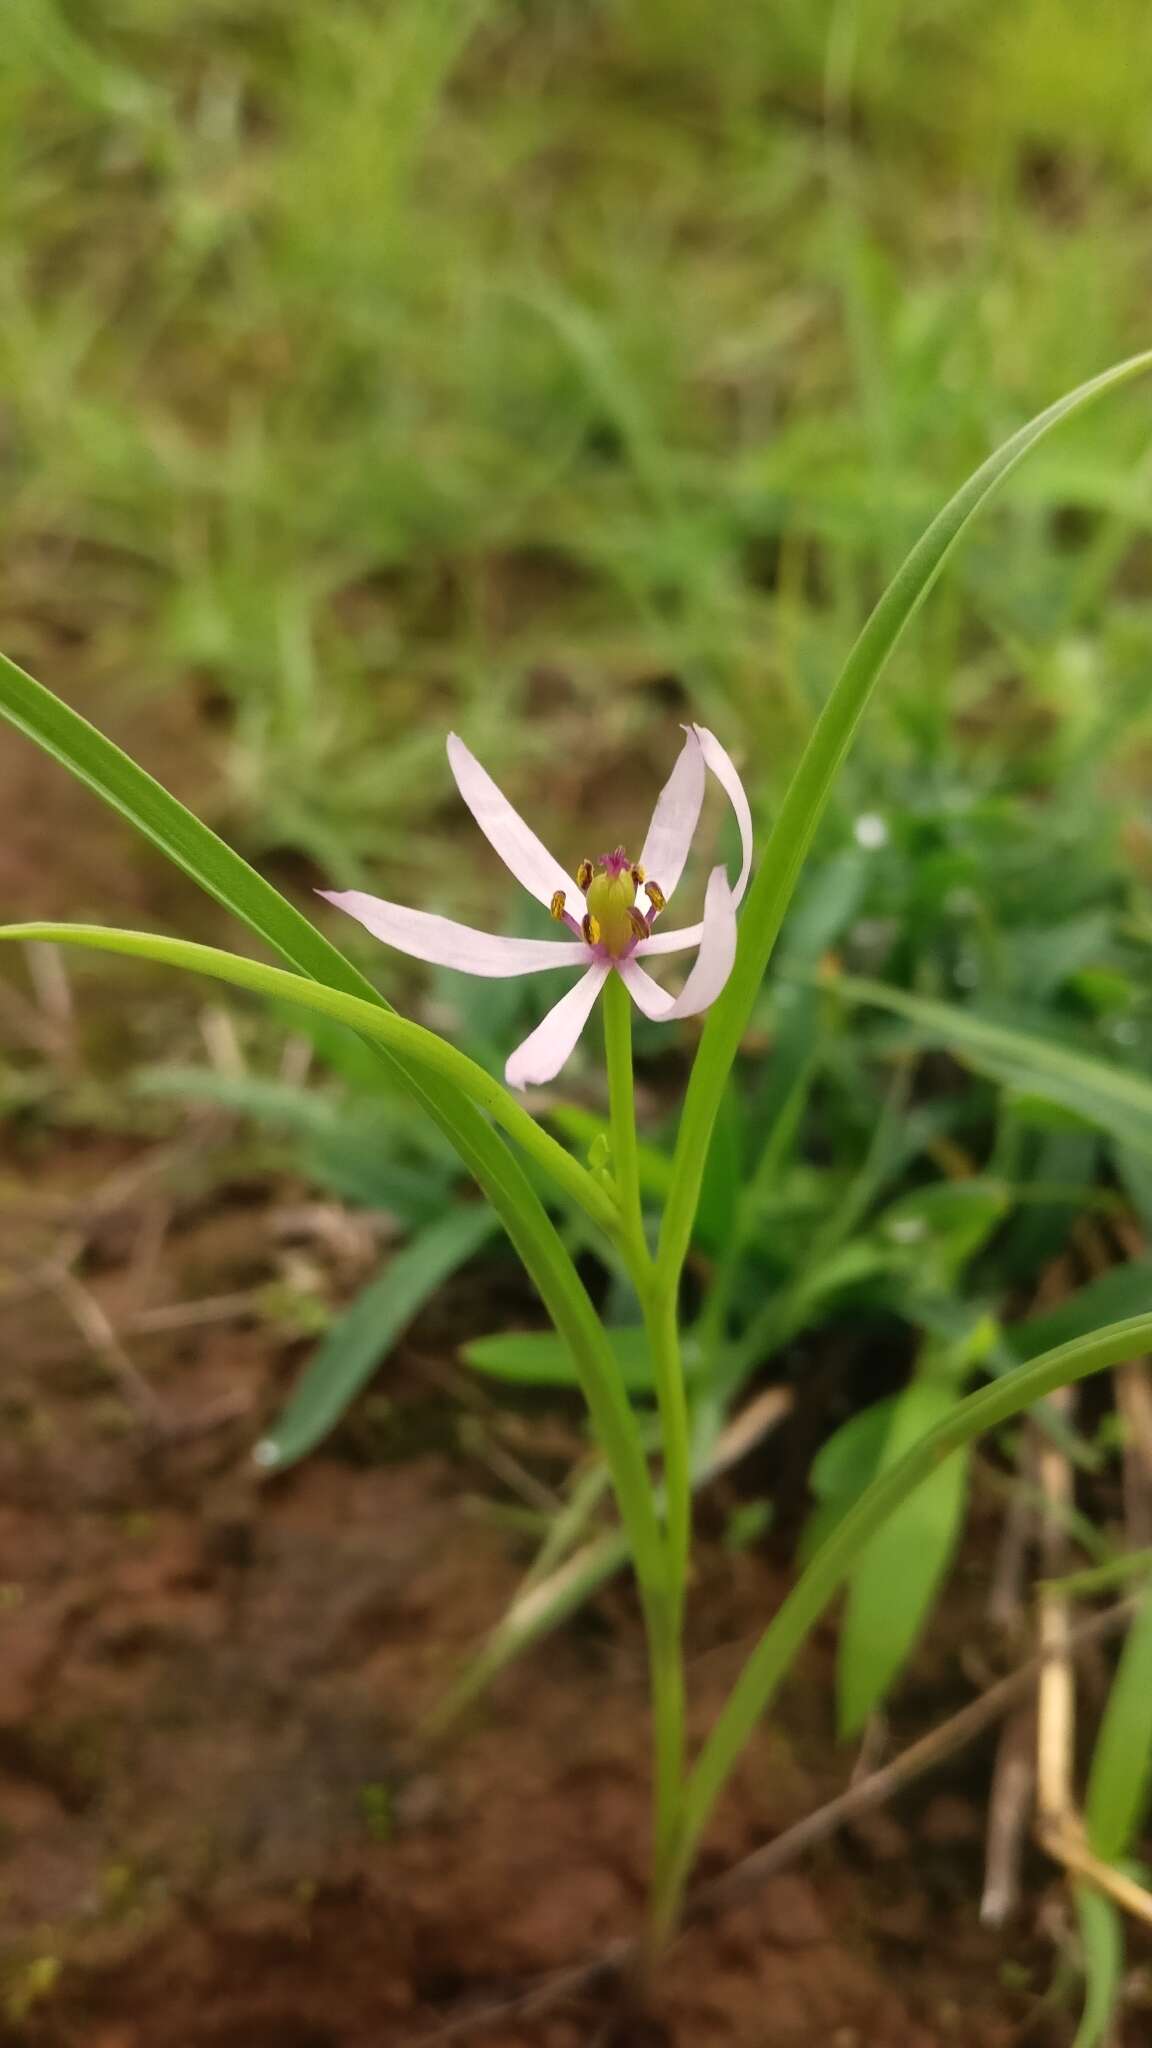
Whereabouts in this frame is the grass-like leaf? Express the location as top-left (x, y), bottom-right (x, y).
top-left (1011, 1260), bottom-right (1152, 1362)
top-left (833, 975), bottom-right (1152, 1158)
top-left (837, 1376), bottom-right (969, 1735)
top-left (463, 1325), bottom-right (652, 1392)
top-left (1084, 1591), bottom-right (1152, 1864)
top-left (0, 653), bottom-right (389, 998)
top-left (1072, 1887), bottom-right (1124, 2048)
top-left (0, 919), bottom-right (618, 1236)
top-left (660, 351), bottom-right (1152, 1286)
top-left (259, 1205), bottom-right (499, 1470)
top-left (653, 1308), bottom-right (1152, 1936)
top-left (0, 655), bottom-right (626, 1241)
top-left (0, 919), bottom-right (668, 1606)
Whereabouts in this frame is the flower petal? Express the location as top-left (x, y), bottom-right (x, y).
top-left (661, 866), bottom-right (738, 1016)
top-left (505, 963), bottom-right (610, 1089)
top-left (616, 957), bottom-right (674, 1018)
top-left (447, 734), bottom-right (584, 914)
top-left (693, 725), bottom-right (753, 904)
top-left (621, 867), bottom-right (737, 1021)
top-left (320, 890), bottom-right (589, 977)
top-left (638, 728), bottom-right (705, 901)
top-left (634, 920), bottom-right (703, 957)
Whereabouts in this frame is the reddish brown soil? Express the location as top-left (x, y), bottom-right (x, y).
top-left (0, 1123), bottom-right (1109, 2048)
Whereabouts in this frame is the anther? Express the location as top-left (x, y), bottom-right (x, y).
top-left (550, 890), bottom-right (567, 922)
top-left (576, 858), bottom-right (593, 892)
top-left (627, 906), bottom-right (650, 943)
top-left (582, 912), bottom-right (601, 947)
top-left (630, 863), bottom-right (645, 886)
top-left (646, 880), bottom-right (666, 915)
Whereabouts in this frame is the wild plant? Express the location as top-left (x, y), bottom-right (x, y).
top-left (2, 354), bottom-right (1151, 1984)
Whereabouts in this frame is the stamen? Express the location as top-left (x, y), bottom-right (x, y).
top-left (630, 864), bottom-right (645, 885)
top-left (582, 912), bottom-right (601, 947)
top-left (550, 890), bottom-right (567, 922)
top-left (646, 880), bottom-right (667, 915)
top-left (576, 858), bottom-right (593, 892)
top-left (627, 906), bottom-right (650, 943)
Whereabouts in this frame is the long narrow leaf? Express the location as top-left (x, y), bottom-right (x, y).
top-left (0, 921), bottom-right (618, 1236)
top-left (463, 1325), bottom-right (652, 1392)
top-left (0, 666), bottom-right (668, 1615)
top-left (0, 654), bottom-right (622, 1234)
top-left (1084, 1591), bottom-right (1152, 1864)
top-left (1072, 1887), bottom-right (1124, 2048)
top-left (655, 1310), bottom-right (1152, 1932)
top-left (833, 976), bottom-right (1152, 1158)
top-left (260, 1206), bottom-right (498, 1470)
top-left (1011, 1261), bottom-right (1152, 1363)
top-left (837, 1377), bottom-right (969, 1735)
top-left (660, 352), bottom-right (1152, 1286)
top-left (0, 653), bottom-right (391, 999)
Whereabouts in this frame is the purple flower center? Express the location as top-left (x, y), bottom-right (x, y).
top-left (597, 846), bottom-right (633, 878)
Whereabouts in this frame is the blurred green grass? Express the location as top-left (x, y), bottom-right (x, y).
top-left (2, 0), bottom-right (1152, 899)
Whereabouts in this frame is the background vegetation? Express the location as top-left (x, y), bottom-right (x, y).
top-left (4, 2), bottom-right (1152, 2034)
top-left (4, 0), bottom-right (1151, 889)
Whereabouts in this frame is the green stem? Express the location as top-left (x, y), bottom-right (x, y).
top-left (645, 1595), bottom-right (686, 1919)
top-left (638, 1264), bottom-right (692, 1899)
top-left (602, 970), bottom-right (646, 1266)
top-left (642, 1282), bottom-right (692, 1595)
top-left (647, 1310), bottom-right (1152, 1944)
top-left (602, 978), bottom-right (691, 1585)
top-left (602, 971), bottom-right (689, 1889)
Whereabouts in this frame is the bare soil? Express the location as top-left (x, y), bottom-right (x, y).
top-left (0, 1116), bottom-right (1108, 2048)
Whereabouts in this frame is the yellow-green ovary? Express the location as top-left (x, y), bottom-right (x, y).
top-left (585, 867), bottom-right (637, 957)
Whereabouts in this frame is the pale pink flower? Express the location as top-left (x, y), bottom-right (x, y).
top-left (320, 725), bottom-right (752, 1089)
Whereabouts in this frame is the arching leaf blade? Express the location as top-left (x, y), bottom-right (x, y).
top-left (259, 1206), bottom-right (499, 1471)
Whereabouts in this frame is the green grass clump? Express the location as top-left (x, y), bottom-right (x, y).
top-left (2, 0), bottom-right (1151, 890)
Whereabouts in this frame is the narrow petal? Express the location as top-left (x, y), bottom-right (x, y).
top-left (638, 728), bottom-right (705, 902)
top-left (660, 866), bottom-right (738, 1016)
top-left (617, 957), bottom-right (674, 1018)
top-left (693, 725), bottom-right (753, 904)
top-left (634, 920), bottom-right (703, 957)
top-left (621, 867), bottom-right (737, 1021)
top-left (447, 734), bottom-right (584, 914)
top-left (320, 890), bottom-right (589, 977)
top-left (505, 963), bottom-right (610, 1089)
